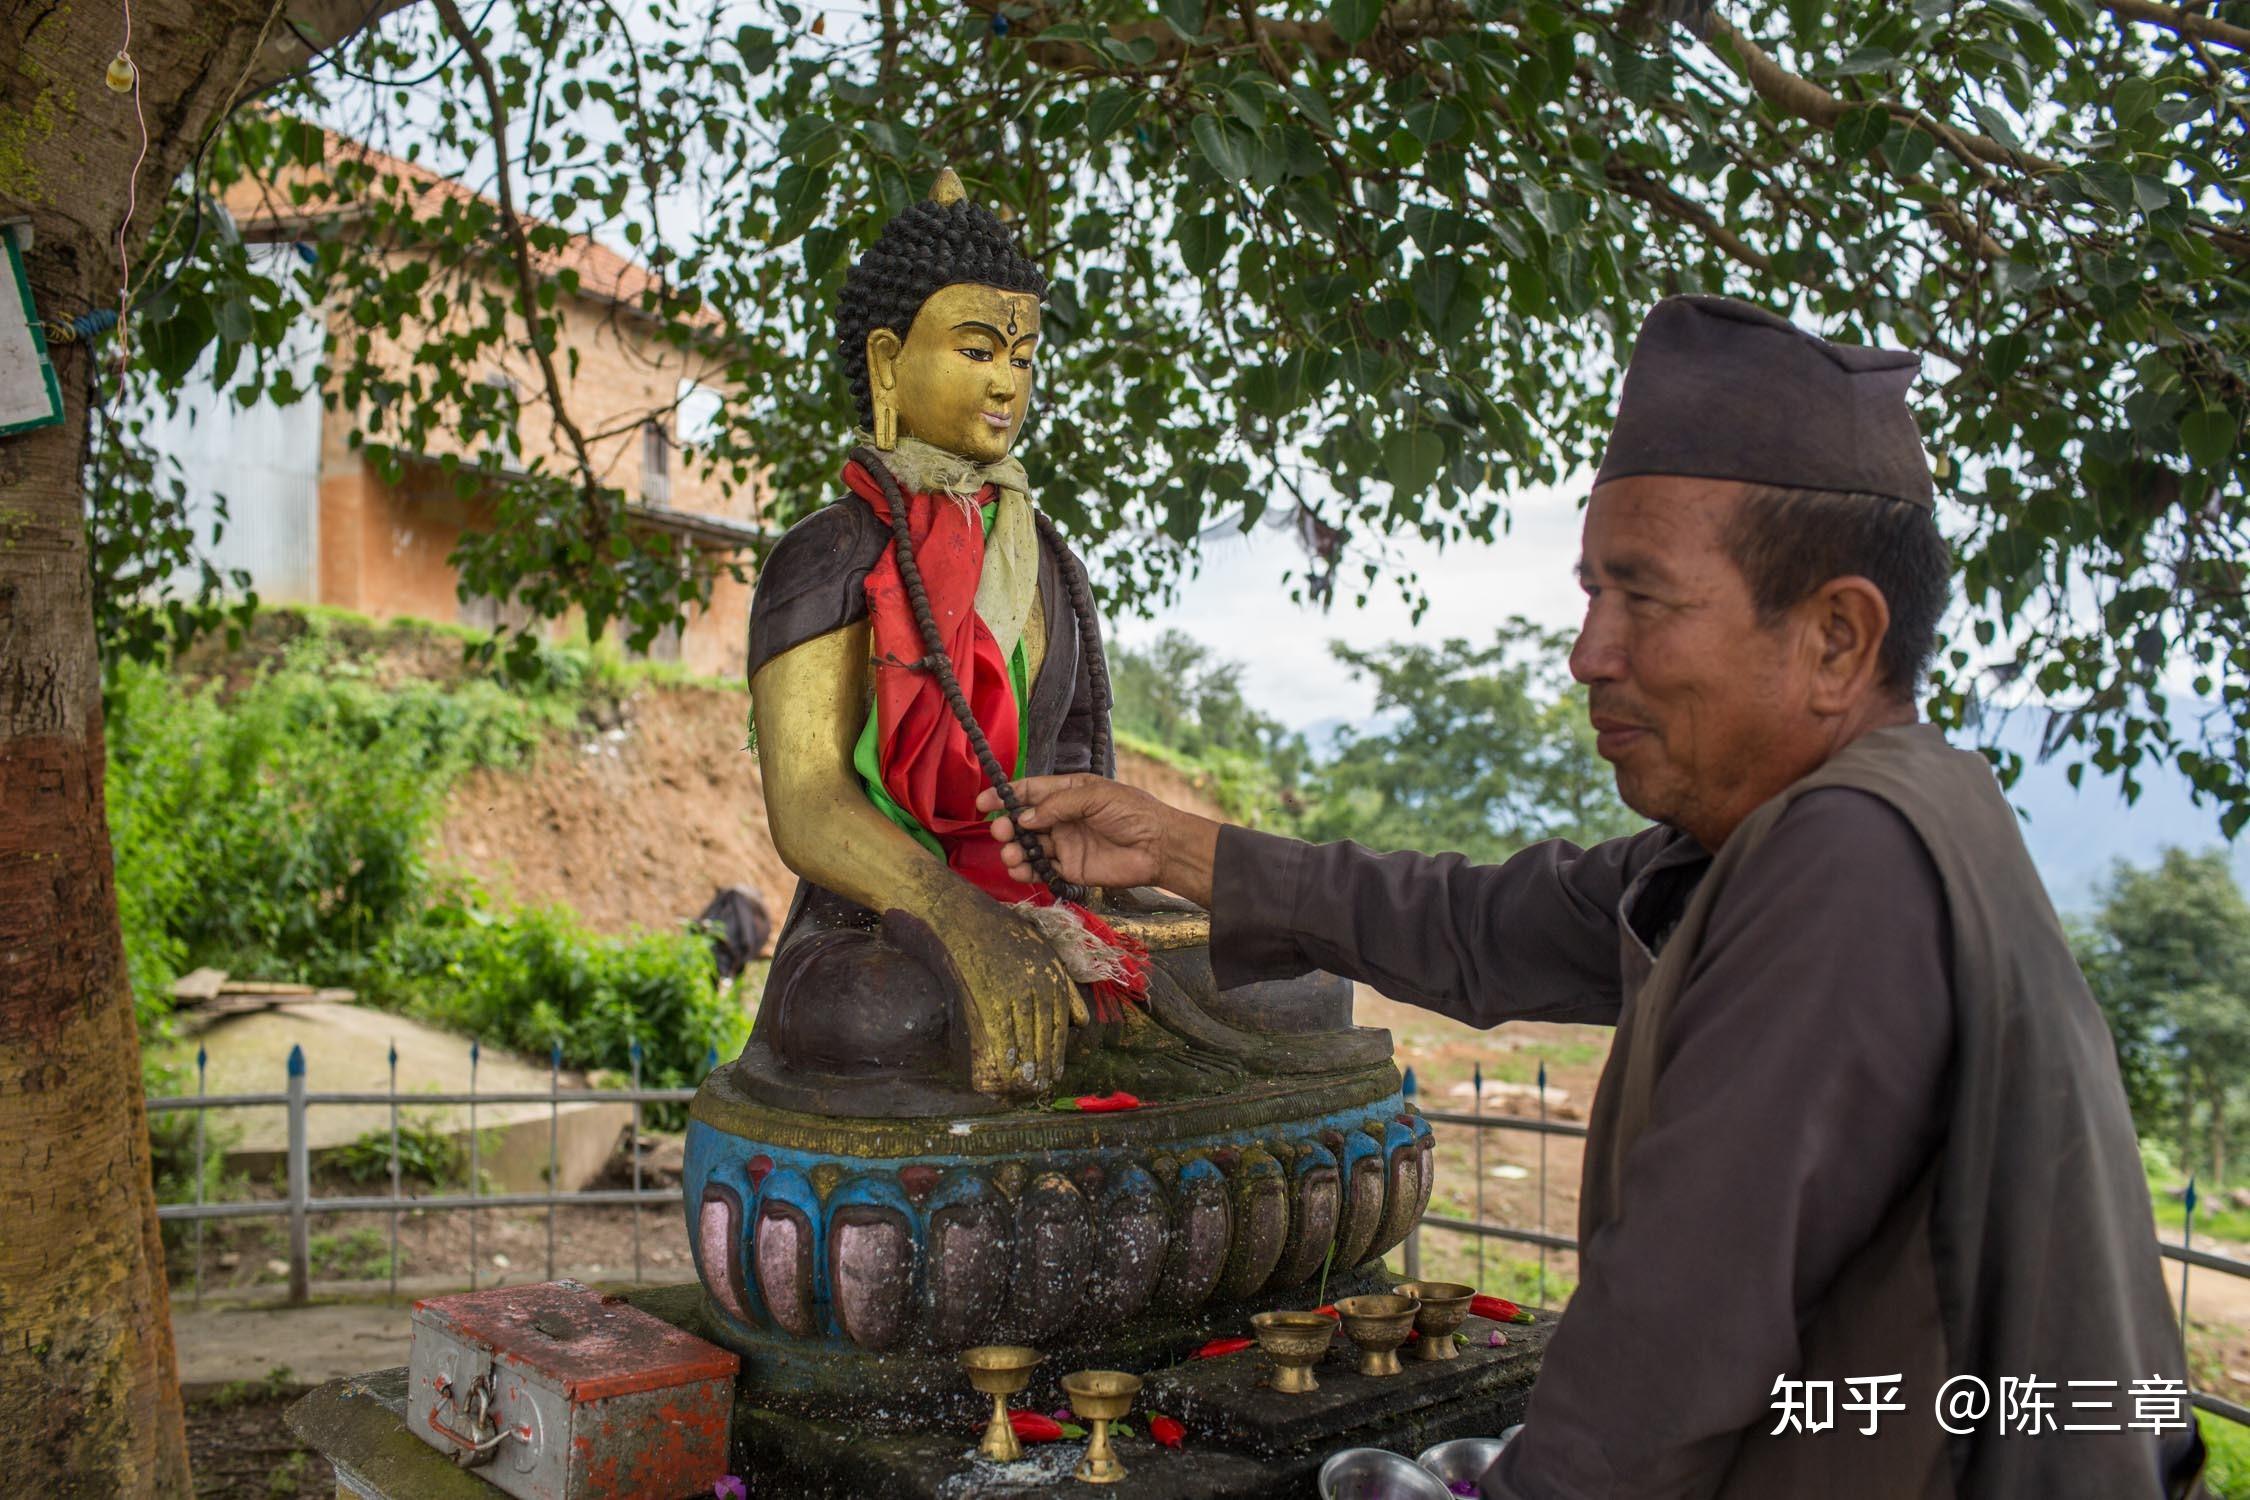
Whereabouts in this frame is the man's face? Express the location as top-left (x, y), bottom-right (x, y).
top-left (1569, 475), bottom-right (1823, 847)
top-left (877, 283), bottom-right (1042, 464)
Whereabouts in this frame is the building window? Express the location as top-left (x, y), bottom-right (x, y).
top-left (641, 419), bottom-right (672, 504)
top-left (480, 371), bottom-right (521, 463)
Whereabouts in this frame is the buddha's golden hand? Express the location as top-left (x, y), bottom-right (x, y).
top-left (879, 896), bottom-right (1083, 1099)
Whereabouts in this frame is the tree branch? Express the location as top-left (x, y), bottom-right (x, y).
top-left (251, 0), bottom-right (425, 91)
top-left (428, 0), bottom-right (603, 505)
top-left (2100, 0), bottom-right (2250, 53)
top-left (958, 0), bottom-right (1466, 69)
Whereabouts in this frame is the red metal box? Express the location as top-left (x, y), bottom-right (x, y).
top-left (406, 1279), bottom-right (737, 1499)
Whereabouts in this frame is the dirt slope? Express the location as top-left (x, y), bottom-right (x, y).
top-left (434, 682), bottom-right (1229, 938)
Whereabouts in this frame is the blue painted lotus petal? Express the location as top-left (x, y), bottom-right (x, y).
top-left (754, 1167), bottom-right (823, 1339)
top-left (827, 1173), bottom-right (918, 1352)
top-left (1365, 1118), bottom-right (1423, 1263)
top-left (923, 1169), bottom-right (1012, 1350)
top-left (1333, 1126), bottom-right (1388, 1270)
top-left (1156, 1157), bottom-right (1230, 1311)
top-left (1267, 1140), bottom-right (1341, 1291)
top-left (1408, 1112), bottom-right (1436, 1229)
top-left (1009, 1171), bottom-right (1093, 1341)
top-left (1086, 1161), bottom-right (1167, 1325)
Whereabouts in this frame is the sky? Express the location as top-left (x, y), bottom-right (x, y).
top-left (1111, 478), bottom-right (1596, 728)
top-left (1110, 485), bottom-right (2250, 914)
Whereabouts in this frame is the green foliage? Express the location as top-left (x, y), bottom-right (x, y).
top-left (143, 1056), bottom-right (245, 1257)
top-left (1111, 629), bottom-right (1310, 782)
top-left (1298, 619), bottom-right (1639, 860)
top-left (1110, 630), bottom-right (1310, 824)
top-left (2077, 848), bottom-right (2250, 1185)
top-left (2201, 1411), bottom-right (2250, 1499)
top-left (104, 0), bottom-right (2250, 827)
top-left (306, 1228), bottom-right (393, 1283)
top-left (204, 1366), bottom-right (300, 1410)
top-left (104, 631), bottom-right (568, 1001)
top-left (378, 898), bottom-right (746, 1125)
top-left (327, 1113), bottom-right (467, 1187)
top-left (105, 615), bottom-right (740, 1100)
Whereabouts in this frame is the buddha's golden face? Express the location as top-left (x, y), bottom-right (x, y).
top-left (867, 283), bottom-right (1042, 464)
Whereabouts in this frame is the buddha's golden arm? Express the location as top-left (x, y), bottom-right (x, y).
top-left (751, 622), bottom-right (1077, 1097)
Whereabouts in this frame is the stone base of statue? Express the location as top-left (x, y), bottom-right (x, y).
top-left (287, 1283), bottom-right (1553, 1499)
top-left (685, 909), bottom-right (1435, 1368)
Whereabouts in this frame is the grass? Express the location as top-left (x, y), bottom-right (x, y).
top-left (2204, 1411), bottom-right (2250, 1498)
top-left (307, 1227), bottom-right (392, 1282)
top-left (2156, 1194), bottom-right (2250, 1247)
top-left (205, 1366), bottom-right (299, 1409)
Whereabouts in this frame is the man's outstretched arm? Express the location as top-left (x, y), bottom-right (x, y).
top-left (980, 776), bottom-right (1682, 1029)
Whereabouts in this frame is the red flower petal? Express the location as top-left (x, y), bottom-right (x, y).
top-left (1470, 1294), bottom-right (1521, 1323)
top-left (1150, 1415), bottom-right (1186, 1449)
top-left (1312, 1305), bottom-right (1340, 1319)
top-left (1007, 1409), bottom-right (1065, 1442)
top-left (1192, 1335), bottom-right (1255, 1359)
top-left (1074, 1091), bottom-right (1142, 1112)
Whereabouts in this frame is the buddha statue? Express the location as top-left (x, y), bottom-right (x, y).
top-left (684, 171), bottom-right (1430, 1365)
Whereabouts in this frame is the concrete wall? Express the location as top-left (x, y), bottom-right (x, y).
top-left (147, 246), bottom-right (326, 604)
top-left (154, 240), bottom-right (760, 678)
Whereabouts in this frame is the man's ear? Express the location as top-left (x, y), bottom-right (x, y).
top-left (1806, 576), bottom-right (1892, 714)
top-left (867, 328), bottom-right (903, 394)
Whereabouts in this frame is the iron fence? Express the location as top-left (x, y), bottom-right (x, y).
top-left (148, 1037), bottom-right (702, 1305)
top-left (1395, 1068), bottom-right (2250, 1430)
top-left (150, 1042), bottom-right (2250, 1430)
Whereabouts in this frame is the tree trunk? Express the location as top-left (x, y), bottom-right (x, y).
top-left (0, 2), bottom-right (404, 1489)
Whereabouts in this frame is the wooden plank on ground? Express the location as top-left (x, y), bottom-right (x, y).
top-left (170, 967), bottom-right (230, 1004)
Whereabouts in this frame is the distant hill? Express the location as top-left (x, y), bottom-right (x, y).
top-left (1980, 708), bottom-right (2248, 915)
top-left (1294, 702), bottom-right (2244, 915)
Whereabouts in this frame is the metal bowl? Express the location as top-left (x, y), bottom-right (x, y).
top-left (1318, 1447), bottom-right (1454, 1500)
top-left (1416, 1437), bottom-right (1506, 1492)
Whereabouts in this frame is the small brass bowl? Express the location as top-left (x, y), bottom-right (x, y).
top-left (961, 1345), bottom-right (1042, 1462)
top-left (1061, 1369), bottom-right (1143, 1485)
top-left (1398, 1280), bottom-right (1475, 1362)
top-left (1251, 1309), bottom-right (1338, 1395)
top-left (1335, 1293), bottom-right (1420, 1378)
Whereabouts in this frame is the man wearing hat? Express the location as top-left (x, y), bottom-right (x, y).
top-left (981, 296), bottom-right (2204, 1498)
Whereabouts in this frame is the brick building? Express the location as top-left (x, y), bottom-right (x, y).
top-left (157, 129), bottom-right (762, 678)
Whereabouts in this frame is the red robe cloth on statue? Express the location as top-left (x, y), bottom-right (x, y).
top-left (845, 458), bottom-right (1148, 1020)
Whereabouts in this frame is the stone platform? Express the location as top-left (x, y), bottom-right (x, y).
top-left (288, 1281), bottom-right (1552, 1498)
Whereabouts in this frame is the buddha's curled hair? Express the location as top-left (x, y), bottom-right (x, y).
top-left (835, 199), bottom-right (1049, 428)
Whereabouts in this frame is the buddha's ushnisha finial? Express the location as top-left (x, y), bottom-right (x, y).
top-left (930, 168), bottom-right (967, 206)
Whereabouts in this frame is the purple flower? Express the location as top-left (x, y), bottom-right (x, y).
top-left (1487, 1331), bottom-right (1508, 1347)
top-left (1449, 1482), bottom-right (1482, 1497)
top-left (1050, 1407), bottom-right (1073, 1422)
top-left (714, 1477), bottom-right (747, 1500)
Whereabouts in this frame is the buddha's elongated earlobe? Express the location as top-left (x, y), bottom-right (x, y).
top-left (867, 327), bottom-right (904, 450)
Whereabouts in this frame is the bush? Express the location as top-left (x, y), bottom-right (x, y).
top-left (106, 618), bottom-right (738, 1105)
top-left (105, 632), bottom-right (570, 1010)
top-left (328, 1113), bottom-right (467, 1187)
top-left (377, 897), bottom-right (746, 1124)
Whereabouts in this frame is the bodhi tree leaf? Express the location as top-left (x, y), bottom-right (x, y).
top-left (89, 0), bottom-right (2250, 832)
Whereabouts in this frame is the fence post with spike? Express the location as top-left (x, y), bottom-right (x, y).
top-left (287, 1045), bottom-right (309, 1306)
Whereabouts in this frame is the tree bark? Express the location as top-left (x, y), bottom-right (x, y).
top-left (0, 1), bottom-right (403, 1489)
